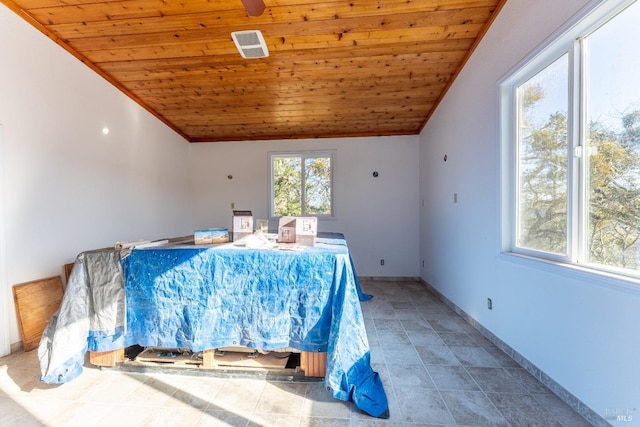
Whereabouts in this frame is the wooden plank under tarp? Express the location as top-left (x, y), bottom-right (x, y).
top-left (200, 348), bottom-right (290, 370)
top-left (12, 276), bottom-right (63, 351)
top-left (89, 348), bottom-right (125, 367)
top-left (300, 351), bottom-right (327, 378)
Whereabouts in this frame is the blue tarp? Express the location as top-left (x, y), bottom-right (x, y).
top-left (123, 234), bottom-right (388, 417)
top-left (39, 234), bottom-right (388, 418)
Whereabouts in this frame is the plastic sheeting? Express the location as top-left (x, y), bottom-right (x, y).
top-left (39, 249), bottom-right (126, 383)
top-left (38, 233), bottom-right (388, 418)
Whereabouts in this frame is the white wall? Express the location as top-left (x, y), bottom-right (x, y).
top-left (420, 0), bottom-right (640, 423)
top-left (189, 136), bottom-right (420, 278)
top-left (0, 4), bottom-right (193, 347)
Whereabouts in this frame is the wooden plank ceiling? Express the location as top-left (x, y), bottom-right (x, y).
top-left (2, 0), bottom-right (506, 142)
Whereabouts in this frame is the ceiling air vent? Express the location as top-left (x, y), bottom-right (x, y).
top-left (231, 30), bottom-right (269, 59)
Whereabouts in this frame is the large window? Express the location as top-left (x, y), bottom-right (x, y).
top-left (269, 151), bottom-right (334, 218)
top-left (502, 0), bottom-right (640, 279)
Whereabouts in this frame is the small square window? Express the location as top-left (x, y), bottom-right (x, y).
top-left (269, 151), bottom-right (335, 218)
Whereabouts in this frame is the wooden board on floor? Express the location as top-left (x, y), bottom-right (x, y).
top-left (136, 348), bottom-right (201, 366)
top-left (12, 276), bottom-right (64, 351)
top-left (201, 349), bottom-right (290, 370)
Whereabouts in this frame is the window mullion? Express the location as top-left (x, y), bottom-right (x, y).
top-left (300, 155), bottom-right (307, 216)
top-left (570, 37), bottom-right (587, 265)
top-left (578, 36), bottom-right (590, 266)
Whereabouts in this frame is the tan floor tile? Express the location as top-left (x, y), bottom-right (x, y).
top-left (300, 417), bottom-right (354, 427)
top-left (75, 371), bottom-right (146, 403)
top-left (0, 396), bottom-right (44, 426)
top-left (44, 401), bottom-right (117, 427)
top-left (91, 404), bottom-right (161, 426)
top-left (246, 412), bottom-right (301, 427)
top-left (11, 396), bottom-right (75, 425)
top-left (135, 405), bottom-right (211, 427)
top-left (211, 378), bottom-right (265, 413)
top-left (122, 375), bottom-right (179, 406)
top-left (165, 375), bottom-right (226, 409)
top-left (195, 408), bottom-right (254, 427)
top-left (254, 381), bottom-right (307, 416)
top-left (302, 382), bottom-right (351, 419)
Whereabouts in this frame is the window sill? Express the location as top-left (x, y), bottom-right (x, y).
top-left (497, 252), bottom-right (640, 295)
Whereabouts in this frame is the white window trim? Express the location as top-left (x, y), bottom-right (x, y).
top-left (268, 150), bottom-right (336, 220)
top-left (499, 0), bottom-right (640, 286)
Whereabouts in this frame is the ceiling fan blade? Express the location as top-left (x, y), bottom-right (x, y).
top-left (240, 0), bottom-right (266, 16)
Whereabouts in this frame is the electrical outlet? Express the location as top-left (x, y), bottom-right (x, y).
top-left (380, 259), bottom-right (384, 266)
top-left (487, 298), bottom-right (492, 310)
top-left (454, 193), bottom-right (458, 203)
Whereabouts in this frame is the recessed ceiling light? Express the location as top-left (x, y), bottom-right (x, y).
top-left (102, 127), bottom-right (110, 135)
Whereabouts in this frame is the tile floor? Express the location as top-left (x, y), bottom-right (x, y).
top-left (0, 280), bottom-right (593, 426)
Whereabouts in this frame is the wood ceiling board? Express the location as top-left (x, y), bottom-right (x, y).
top-left (94, 39), bottom-right (477, 71)
top-left (104, 55), bottom-right (464, 83)
top-left (56, 13), bottom-right (489, 50)
top-left (2, 0), bottom-right (507, 142)
top-left (49, 7), bottom-right (495, 41)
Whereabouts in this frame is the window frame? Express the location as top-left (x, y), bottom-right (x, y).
top-left (268, 150), bottom-right (336, 220)
top-left (500, 0), bottom-right (640, 282)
